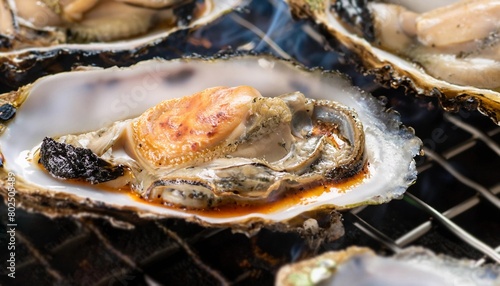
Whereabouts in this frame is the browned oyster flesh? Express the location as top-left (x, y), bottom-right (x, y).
top-left (38, 85), bottom-right (366, 209)
top-left (287, 0), bottom-right (500, 124)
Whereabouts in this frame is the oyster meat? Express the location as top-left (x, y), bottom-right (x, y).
top-left (287, 0), bottom-right (500, 124)
top-left (37, 85), bottom-right (366, 209)
top-left (2, 0), bottom-right (205, 47)
top-left (0, 55), bottom-right (421, 229)
top-left (0, 0), bottom-right (243, 88)
top-left (276, 246), bottom-right (500, 285)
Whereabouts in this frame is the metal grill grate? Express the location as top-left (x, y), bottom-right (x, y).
top-left (346, 111), bottom-right (500, 263)
top-left (1, 0), bottom-right (499, 285)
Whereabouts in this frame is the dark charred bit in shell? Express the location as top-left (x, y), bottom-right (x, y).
top-left (39, 137), bottom-right (124, 184)
top-left (0, 103), bottom-right (16, 122)
top-left (333, 0), bottom-right (374, 41)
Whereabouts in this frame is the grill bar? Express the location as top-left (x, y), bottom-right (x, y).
top-left (15, 230), bottom-right (65, 283)
top-left (349, 213), bottom-right (402, 253)
top-left (417, 127), bottom-right (498, 175)
top-left (395, 192), bottom-right (485, 246)
top-left (424, 148), bottom-right (500, 208)
top-left (155, 222), bottom-right (231, 286)
top-left (404, 193), bottom-right (500, 263)
top-left (476, 246), bottom-right (500, 267)
top-left (444, 113), bottom-right (500, 155)
top-left (82, 219), bottom-right (156, 286)
top-left (351, 189), bottom-right (500, 264)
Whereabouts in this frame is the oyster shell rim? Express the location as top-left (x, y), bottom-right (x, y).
top-left (286, 0), bottom-right (500, 125)
top-left (0, 52), bottom-right (422, 229)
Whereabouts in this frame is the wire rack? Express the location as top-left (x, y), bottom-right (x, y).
top-left (348, 117), bottom-right (500, 263)
top-left (1, 0), bottom-right (499, 285)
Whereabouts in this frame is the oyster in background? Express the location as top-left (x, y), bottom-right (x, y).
top-left (0, 0), bottom-right (244, 89)
top-left (2, 0), bottom-right (212, 47)
top-left (287, 0), bottom-right (500, 124)
top-left (0, 55), bottom-right (421, 235)
top-left (276, 246), bottom-right (500, 285)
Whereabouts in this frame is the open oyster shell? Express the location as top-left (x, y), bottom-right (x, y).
top-left (276, 246), bottom-right (500, 285)
top-left (287, 0), bottom-right (500, 124)
top-left (1, 0), bottom-right (241, 48)
top-left (0, 0), bottom-right (243, 88)
top-left (0, 55), bottom-right (421, 231)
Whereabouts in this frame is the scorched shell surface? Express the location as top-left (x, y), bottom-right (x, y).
top-left (0, 55), bottom-right (422, 228)
top-left (287, 0), bottom-right (500, 124)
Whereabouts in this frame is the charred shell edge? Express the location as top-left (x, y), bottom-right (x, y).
top-left (287, 0), bottom-right (500, 125)
top-left (0, 52), bottom-right (421, 229)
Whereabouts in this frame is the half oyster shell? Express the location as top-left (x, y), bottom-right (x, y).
top-left (287, 0), bottom-right (500, 124)
top-left (0, 0), bottom-right (243, 88)
top-left (1, 0), bottom-right (239, 48)
top-left (276, 246), bottom-right (500, 285)
top-left (0, 55), bottom-right (421, 231)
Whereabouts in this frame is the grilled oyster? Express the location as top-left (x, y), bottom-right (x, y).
top-left (37, 85), bottom-right (366, 209)
top-left (276, 246), bottom-right (500, 285)
top-left (3, 0), bottom-right (204, 46)
top-left (287, 0), bottom-right (500, 124)
top-left (0, 55), bottom-right (421, 231)
top-left (0, 0), bottom-right (243, 89)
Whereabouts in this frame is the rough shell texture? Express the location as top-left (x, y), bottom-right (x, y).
top-left (286, 0), bottom-right (500, 124)
top-left (0, 54), bottom-right (421, 232)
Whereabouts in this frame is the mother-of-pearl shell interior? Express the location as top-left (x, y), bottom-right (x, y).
top-left (1, 55), bottom-right (421, 225)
